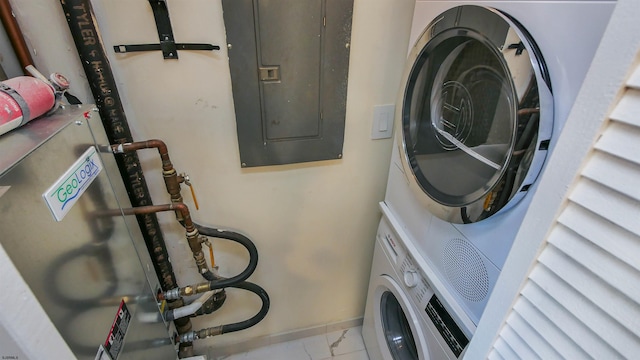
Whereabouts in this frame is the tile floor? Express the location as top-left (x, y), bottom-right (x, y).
top-left (211, 326), bottom-right (370, 360)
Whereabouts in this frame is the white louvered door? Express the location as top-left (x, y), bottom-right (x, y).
top-left (488, 62), bottom-right (640, 359)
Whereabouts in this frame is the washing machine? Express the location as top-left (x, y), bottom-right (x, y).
top-left (384, 1), bottom-right (616, 325)
top-left (362, 205), bottom-right (475, 360)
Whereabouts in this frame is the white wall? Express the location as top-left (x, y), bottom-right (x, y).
top-left (6, 0), bottom-right (415, 353)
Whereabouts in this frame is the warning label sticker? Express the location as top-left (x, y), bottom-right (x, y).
top-left (104, 300), bottom-right (131, 359)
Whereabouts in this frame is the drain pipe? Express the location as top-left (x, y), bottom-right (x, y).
top-left (59, 1), bottom-right (194, 356)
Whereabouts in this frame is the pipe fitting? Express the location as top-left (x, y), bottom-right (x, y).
top-left (182, 286), bottom-right (195, 297)
top-left (193, 251), bottom-right (212, 278)
top-left (196, 326), bottom-right (223, 339)
top-left (109, 140), bottom-right (184, 203)
top-left (178, 331), bottom-right (199, 343)
top-left (163, 288), bottom-right (182, 301)
top-left (165, 291), bottom-right (215, 321)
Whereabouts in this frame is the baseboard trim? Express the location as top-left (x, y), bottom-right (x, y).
top-left (207, 317), bottom-right (364, 357)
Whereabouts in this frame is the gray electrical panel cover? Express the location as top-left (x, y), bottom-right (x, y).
top-left (223, 0), bottom-right (353, 167)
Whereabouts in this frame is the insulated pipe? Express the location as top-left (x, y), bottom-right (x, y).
top-left (59, 0), bottom-right (181, 295)
top-left (0, 0), bottom-right (33, 74)
top-left (177, 281), bottom-right (270, 343)
top-left (60, 1), bottom-right (193, 355)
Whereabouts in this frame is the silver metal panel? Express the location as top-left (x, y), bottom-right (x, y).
top-left (224, 0), bottom-right (353, 167)
top-left (0, 105), bottom-right (175, 359)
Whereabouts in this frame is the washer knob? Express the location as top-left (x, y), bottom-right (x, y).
top-left (403, 270), bottom-right (420, 288)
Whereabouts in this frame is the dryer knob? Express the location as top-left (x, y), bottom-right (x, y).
top-left (403, 270), bottom-right (419, 288)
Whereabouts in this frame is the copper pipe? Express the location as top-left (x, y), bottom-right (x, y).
top-left (111, 140), bottom-right (184, 205)
top-left (118, 203), bottom-right (209, 275)
top-left (0, 0), bottom-right (33, 74)
top-left (120, 203), bottom-right (195, 233)
top-left (111, 139), bottom-right (171, 170)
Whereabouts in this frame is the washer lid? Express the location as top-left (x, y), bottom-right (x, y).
top-left (399, 5), bottom-right (553, 223)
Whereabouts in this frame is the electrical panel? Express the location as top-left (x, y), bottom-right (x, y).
top-left (223, 0), bottom-right (354, 167)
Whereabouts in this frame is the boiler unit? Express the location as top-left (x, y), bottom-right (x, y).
top-left (0, 105), bottom-right (177, 359)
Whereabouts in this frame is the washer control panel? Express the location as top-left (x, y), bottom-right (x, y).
top-left (381, 220), bottom-right (469, 358)
top-left (426, 295), bottom-right (469, 358)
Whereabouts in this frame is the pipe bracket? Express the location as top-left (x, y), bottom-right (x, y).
top-left (112, 0), bottom-right (220, 59)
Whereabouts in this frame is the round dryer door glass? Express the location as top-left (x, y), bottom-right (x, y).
top-left (380, 291), bottom-right (419, 359)
top-left (401, 5), bottom-right (553, 223)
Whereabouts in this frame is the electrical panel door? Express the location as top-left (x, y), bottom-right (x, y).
top-left (223, 0), bottom-right (353, 167)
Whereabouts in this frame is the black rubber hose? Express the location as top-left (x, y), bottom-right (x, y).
top-left (221, 281), bottom-right (269, 334)
top-left (182, 281), bottom-right (269, 342)
top-left (194, 223), bottom-right (259, 287)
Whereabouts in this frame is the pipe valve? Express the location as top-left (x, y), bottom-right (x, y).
top-left (180, 173), bottom-right (199, 210)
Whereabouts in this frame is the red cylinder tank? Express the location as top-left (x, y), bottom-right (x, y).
top-left (0, 76), bottom-right (56, 136)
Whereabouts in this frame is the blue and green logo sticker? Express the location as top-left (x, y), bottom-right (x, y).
top-left (43, 146), bottom-right (103, 221)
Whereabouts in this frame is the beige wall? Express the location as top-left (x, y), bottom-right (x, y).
top-left (9, 0), bottom-right (414, 351)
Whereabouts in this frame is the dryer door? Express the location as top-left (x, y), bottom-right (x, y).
top-left (372, 275), bottom-right (430, 360)
top-left (398, 5), bottom-right (553, 223)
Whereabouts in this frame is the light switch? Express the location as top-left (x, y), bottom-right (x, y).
top-left (371, 104), bottom-right (395, 140)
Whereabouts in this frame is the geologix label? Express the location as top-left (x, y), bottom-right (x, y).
top-left (42, 146), bottom-right (103, 221)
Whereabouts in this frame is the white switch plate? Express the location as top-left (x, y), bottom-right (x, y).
top-left (371, 104), bottom-right (395, 140)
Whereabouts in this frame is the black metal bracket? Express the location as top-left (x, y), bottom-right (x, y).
top-left (113, 0), bottom-right (220, 59)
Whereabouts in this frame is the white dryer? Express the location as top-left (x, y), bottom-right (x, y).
top-left (363, 206), bottom-right (475, 360)
top-left (384, 1), bottom-right (616, 324)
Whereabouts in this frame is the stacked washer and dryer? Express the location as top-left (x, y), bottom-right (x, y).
top-left (363, 1), bottom-right (616, 359)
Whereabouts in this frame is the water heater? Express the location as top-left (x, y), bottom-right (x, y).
top-left (0, 105), bottom-right (177, 359)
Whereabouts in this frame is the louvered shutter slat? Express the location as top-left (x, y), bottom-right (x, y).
top-left (609, 89), bottom-right (640, 126)
top-left (492, 338), bottom-right (518, 360)
top-left (557, 204), bottom-right (640, 272)
top-left (488, 58), bottom-right (640, 360)
top-left (532, 264), bottom-right (639, 357)
top-left (520, 282), bottom-right (594, 359)
top-left (498, 326), bottom-right (539, 359)
top-left (540, 240), bottom-right (640, 336)
top-left (512, 298), bottom-right (583, 360)
top-left (627, 65), bottom-right (640, 89)
top-left (505, 311), bottom-right (560, 360)
top-left (569, 178), bottom-right (640, 235)
top-left (582, 151), bottom-right (640, 202)
top-left (548, 226), bottom-right (640, 305)
top-left (594, 121), bottom-right (640, 166)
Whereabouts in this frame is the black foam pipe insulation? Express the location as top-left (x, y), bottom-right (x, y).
top-left (59, 0), bottom-right (193, 355)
